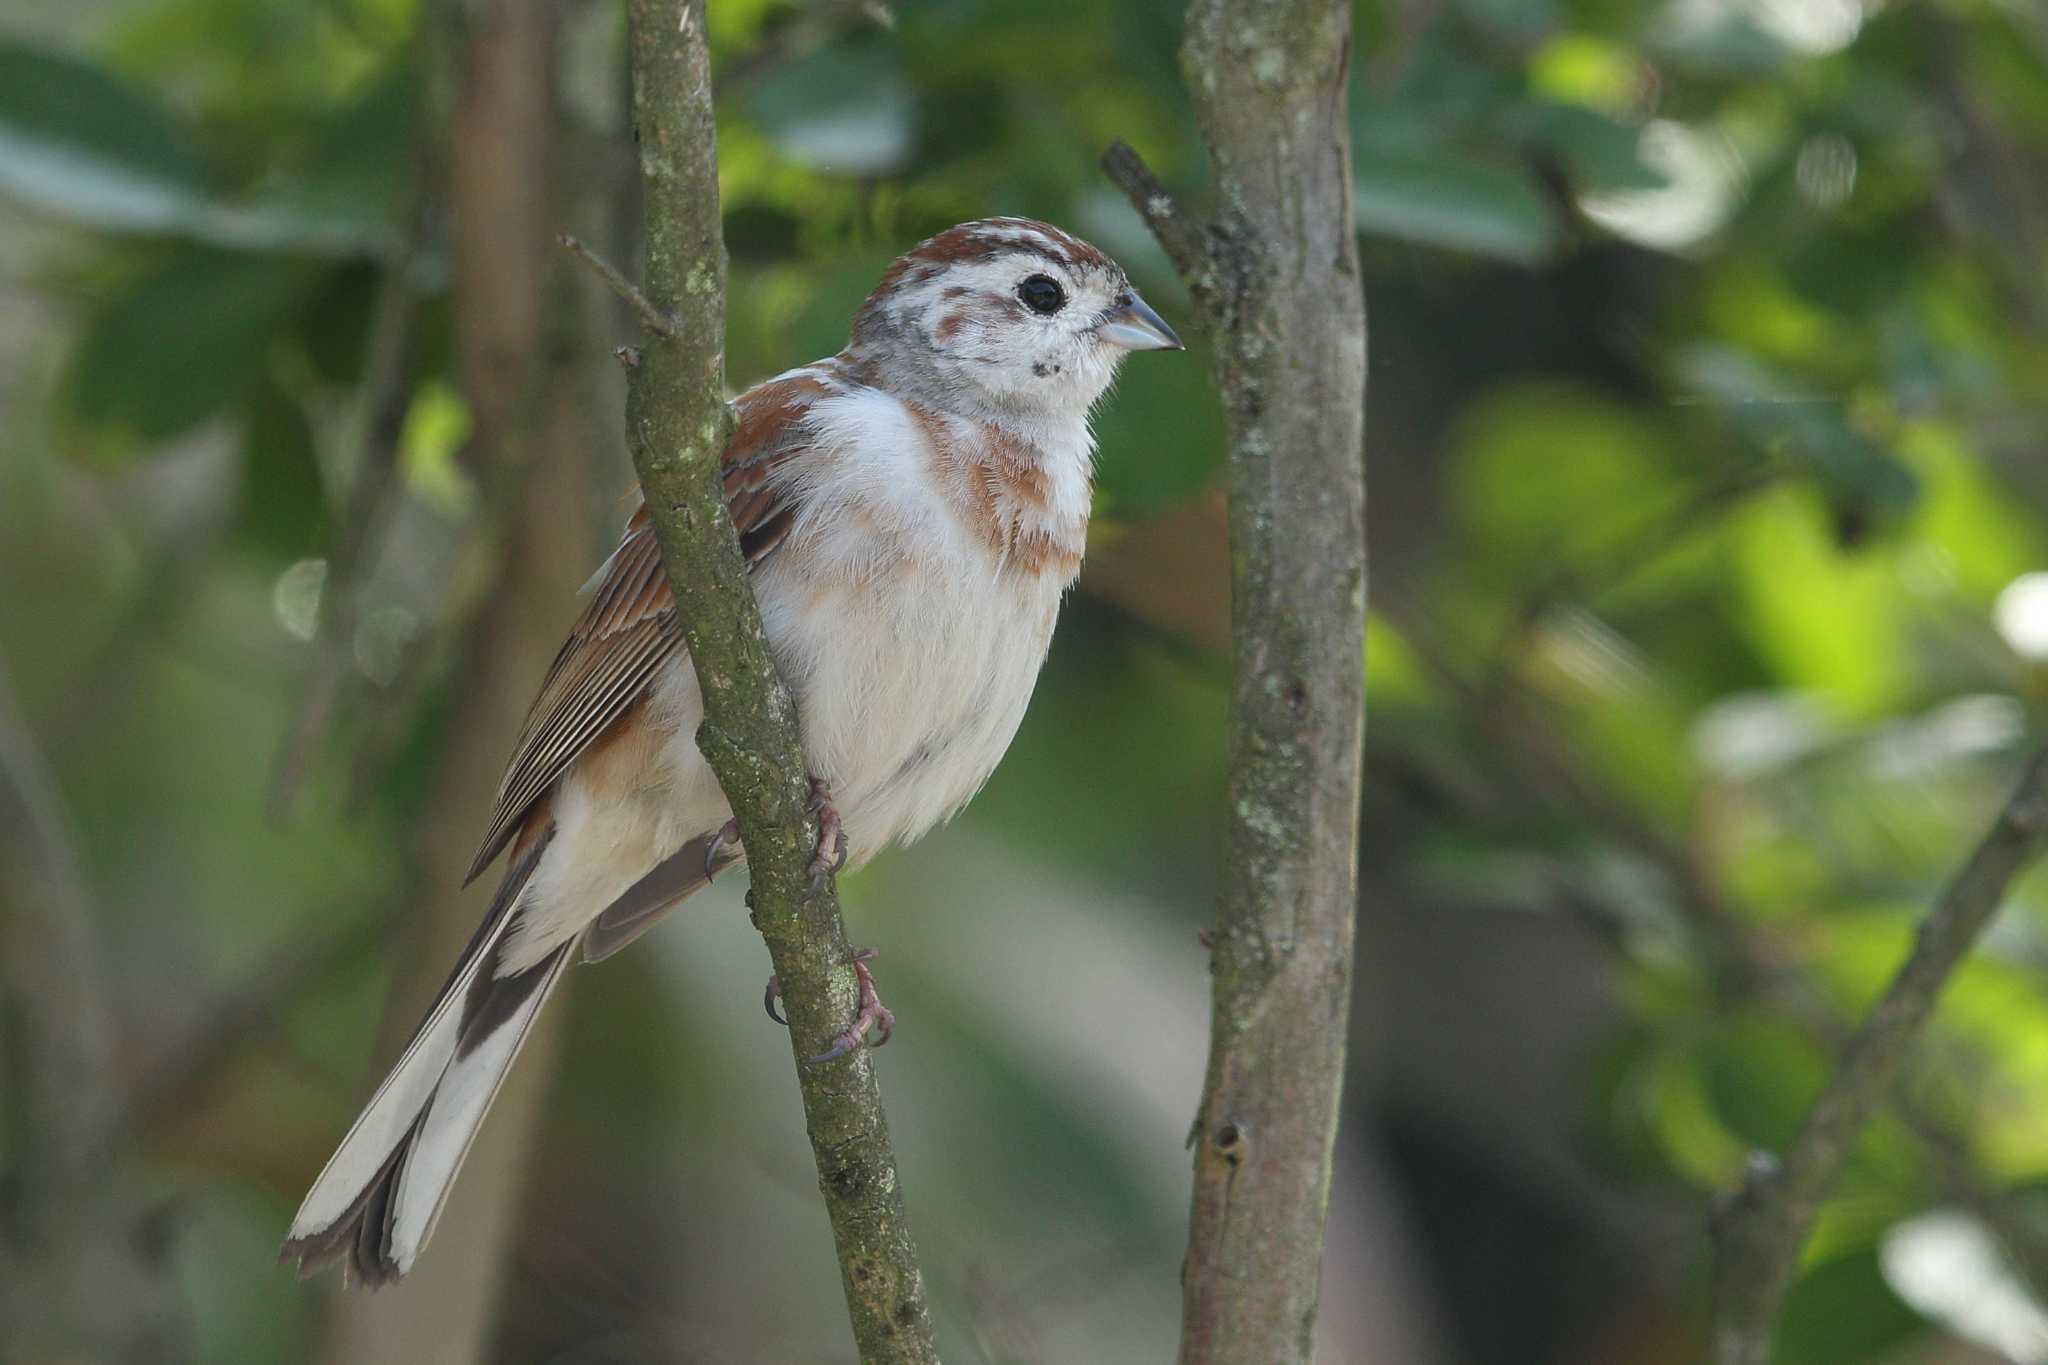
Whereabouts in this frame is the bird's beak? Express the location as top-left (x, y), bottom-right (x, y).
top-left (1098, 291), bottom-right (1185, 351)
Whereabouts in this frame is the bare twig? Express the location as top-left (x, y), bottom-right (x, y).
top-left (558, 233), bottom-right (678, 338)
top-left (1106, 0), bottom-right (1369, 1358)
top-left (1710, 744), bottom-right (2048, 1365)
top-left (620, 1), bottom-right (937, 1358)
top-left (1100, 140), bottom-right (1216, 296)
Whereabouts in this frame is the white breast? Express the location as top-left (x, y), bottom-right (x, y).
top-left (746, 387), bottom-right (1083, 859)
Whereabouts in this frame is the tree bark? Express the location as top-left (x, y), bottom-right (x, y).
top-left (615, 2), bottom-right (939, 1359)
top-left (1107, 0), bottom-right (1368, 1358)
top-left (1710, 743), bottom-right (2048, 1365)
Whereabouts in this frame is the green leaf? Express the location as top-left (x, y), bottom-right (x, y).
top-left (1775, 1248), bottom-right (1927, 1365)
top-left (746, 44), bottom-right (913, 177)
top-left (1502, 100), bottom-right (1670, 192)
top-left (1353, 149), bottom-right (1560, 264)
top-left (66, 247), bottom-right (310, 441)
top-left (0, 42), bottom-right (403, 255)
top-left (0, 41), bottom-right (212, 234)
top-left (236, 381), bottom-right (325, 560)
top-left (223, 66), bottom-right (411, 255)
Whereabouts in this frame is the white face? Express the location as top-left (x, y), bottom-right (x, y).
top-left (850, 218), bottom-right (1182, 420)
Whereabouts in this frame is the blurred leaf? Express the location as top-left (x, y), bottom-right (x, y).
top-left (1504, 100), bottom-right (1669, 192)
top-left (1727, 486), bottom-right (1909, 717)
top-left (235, 380), bottom-right (324, 559)
top-left (1451, 381), bottom-right (1681, 578)
top-left (1702, 1014), bottom-right (1827, 1151)
top-left (746, 43), bottom-right (912, 177)
top-left (298, 260), bottom-right (382, 385)
top-left (0, 41), bottom-right (212, 234)
top-left (1774, 1247), bottom-right (1928, 1365)
top-left (224, 64), bottom-right (410, 255)
top-left (66, 247), bottom-right (309, 441)
top-left (1353, 149), bottom-right (1560, 263)
top-left (1676, 347), bottom-right (1920, 525)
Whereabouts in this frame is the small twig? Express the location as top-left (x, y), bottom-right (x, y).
top-left (1710, 742), bottom-right (2048, 1364)
top-left (558, 233), bottom-right (678, 339)
top-left (1390, 600), bottom-right (2048, 1332)
top-left (1100, 141), bottom-right (1215, 296)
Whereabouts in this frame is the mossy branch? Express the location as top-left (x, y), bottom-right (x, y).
top-left (615, 2), bottom-right (937, 1358)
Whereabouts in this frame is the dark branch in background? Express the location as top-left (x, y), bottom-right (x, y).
top-left (1105, 0), bottom-right (1368, 1357)
top-left (267, 195), bottom-right (430, 821)
top-left (0, 651), bottom-right (178, 1361)
top-left (1710, 744), bottom-right (2048, 1365)
top-left (609, 1), bottom-right (938, 1358)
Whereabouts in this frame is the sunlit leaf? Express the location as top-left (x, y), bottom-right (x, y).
top-left (1776, 1248), bottom-right (1928, 1365)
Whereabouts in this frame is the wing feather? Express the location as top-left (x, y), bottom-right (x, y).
top-left (462, 370), bottom-right (831, 883)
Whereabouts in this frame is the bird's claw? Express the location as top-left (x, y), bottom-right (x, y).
top-left (807, 948), bottom-right (893, 1065)
top-left (704, 818), bottom-right (740, 883)
top-left (806, 777), bottom-right (848, 895)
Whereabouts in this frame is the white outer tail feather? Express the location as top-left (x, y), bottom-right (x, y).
top-left (386, 947), bottom-right (572, 1272)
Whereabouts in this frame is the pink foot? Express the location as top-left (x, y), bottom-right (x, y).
top-left (762, 948), bottom-right (896, 1064)
top-left (808, 777), bottom-right (848, 893)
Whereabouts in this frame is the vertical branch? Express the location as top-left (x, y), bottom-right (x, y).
top-left (1710, 744), bottom-right (2048, 1365)
top-left (619, 2), bottom-right (938, 1359)
top-left (1107, 0), bottom-right (1368, 1358)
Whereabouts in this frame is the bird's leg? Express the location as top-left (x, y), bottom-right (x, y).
top-left (807, 776), bottom-right (848, 893)
top-left (810, 949), bottom-right (893, 1063)
top-left (762, 948), bottom-right (896, 1064)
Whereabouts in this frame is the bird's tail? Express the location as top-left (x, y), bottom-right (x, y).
top-left (280, 828), bottom-right (569, 1287)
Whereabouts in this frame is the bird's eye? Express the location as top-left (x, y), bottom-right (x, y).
top-left (1018, 274), bottom-right (1067, 315)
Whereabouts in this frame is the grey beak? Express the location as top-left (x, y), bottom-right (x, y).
top-left (1098, 290), bottom-right (1185, 351)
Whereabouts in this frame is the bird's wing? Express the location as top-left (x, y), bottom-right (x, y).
top-left (462, 369), bottom-right (831, 882)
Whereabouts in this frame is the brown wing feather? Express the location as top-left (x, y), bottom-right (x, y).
top-left (462, 372), bottom-right (829, 883)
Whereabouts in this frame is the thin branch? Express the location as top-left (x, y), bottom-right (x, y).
top-left (1389, 599), bottom-right (2048, 1305)
top-left (1099, 140), bottom-right (1215, 296)
top-left (1710, 743), bottom-right (2048, 1365)
top-left (620, 1), bottom-right (937, 1359)
top-left (558, 233), bottom-right (678, 338)
top-left (1109, 0), bottom-right (1369, 1357)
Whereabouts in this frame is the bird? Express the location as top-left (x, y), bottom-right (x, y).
top-left (279, 217), bottom-right (1183, 1286)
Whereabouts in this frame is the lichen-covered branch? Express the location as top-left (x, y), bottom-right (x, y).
top-left (1105, 0), bottom-right (1368, 1359)
top-left (1710, 742), bottom-right (2048, 1365)
top-left (618, 2), bottom-right (937, 1359)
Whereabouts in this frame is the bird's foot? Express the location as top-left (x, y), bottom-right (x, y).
top-left (807, 777), bottom-right (848, 894)
top-left (762, 947), bottom-right (896, 1064)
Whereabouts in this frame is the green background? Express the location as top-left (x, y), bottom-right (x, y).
top-left (5, 0), bottom-right (2048, 1360)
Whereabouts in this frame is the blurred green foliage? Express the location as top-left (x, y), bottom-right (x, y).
top-left (7, 0), bottom-right (2048, 1361)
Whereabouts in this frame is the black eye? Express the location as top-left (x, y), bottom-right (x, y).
top-left (1018, 274), bottom-right (1066, 315)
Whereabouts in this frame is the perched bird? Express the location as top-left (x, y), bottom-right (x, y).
top-left (281, 218), bottom-right (1183, 1285)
